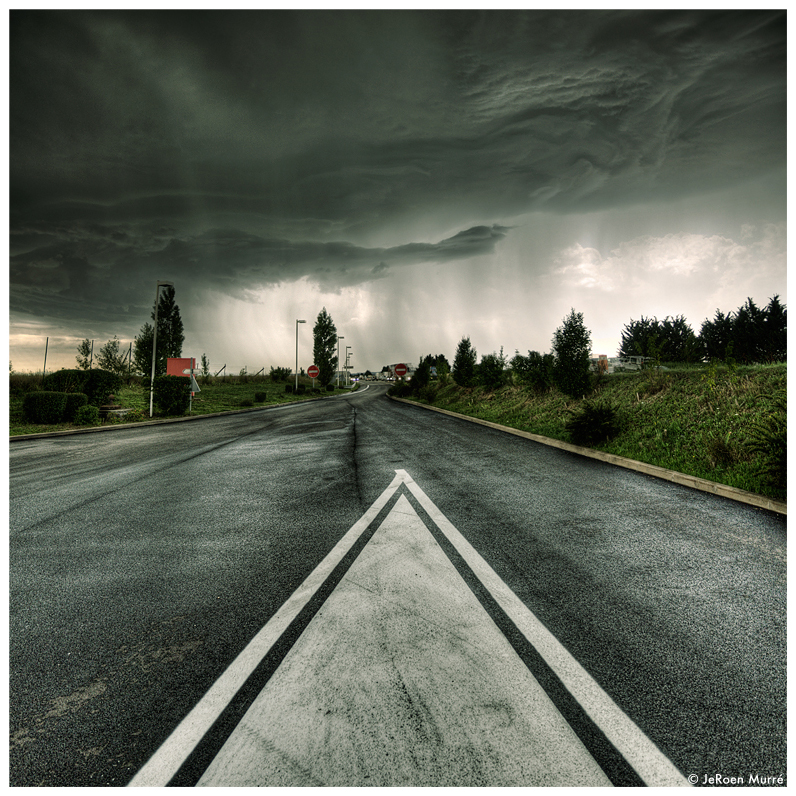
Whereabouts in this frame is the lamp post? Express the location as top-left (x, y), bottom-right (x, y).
top-left (295, 319), bottom-right (306, 391)
top-left (337, 336), bottom-right (344, 386)
top-left (345, 345), bottom-right (352, 387)
top-left (149, 280), bottom-right (174, 417)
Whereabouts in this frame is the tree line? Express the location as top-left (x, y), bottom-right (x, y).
top-left (405, 295), bottom-right (786, 401)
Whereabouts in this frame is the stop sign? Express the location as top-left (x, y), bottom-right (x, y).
top-left (394, 363), bottom-right (407, 377)
top-left (307, 365), bottom-right (320, 378)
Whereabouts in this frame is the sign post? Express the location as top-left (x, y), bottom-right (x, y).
top-left (307, 364), bottom-right (319, 389)
top-left (394, 363), bottom-right (407, 380)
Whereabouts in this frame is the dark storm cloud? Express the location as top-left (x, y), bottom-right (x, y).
top-left (10, 223), bottom-right (510, 324)
top-left (9, 9), bottom-right (786, 328)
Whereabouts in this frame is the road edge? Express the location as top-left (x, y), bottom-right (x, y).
top-left (388, 395), bottom-right (786, 516)
top-left (8, 390), bottom-right (360, 443)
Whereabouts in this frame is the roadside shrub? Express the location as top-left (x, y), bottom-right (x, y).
top-left (73, 405), bottom-right (101, 426)
top-left (84, 369), bottom-right (123, 406)
top-left (153, 375), bottom-right (190, 416)
top-left (23, 391), bottom-right (68, 424)
top-left (270, 366), bottom-right (292, 382)
top-left (239, 398), bottom-right (254, 407)
top-left (388, 382), bottom-right (413, 398)
top-left (63, 392), bottom-right (89, 421)
top-left (43, 368), bottom-right (87, 394)
top-left (296, 385), bottom-right (307, 395)
top-left (285, 384), bottom-right (294, 393)
top-left (419, 384), bottom-right (438, 404)
top-left (10, 373), bottom-right (44, 395)
top-left (254, 391), bottom-right (267, 402)
top-left (478, 351), bottom-right (507, 390)
top-left (746, 390), bottom-right (786, 494)
top-left (565, 400), bottom-right (622, 447)
top-left (512, 351), bottom-right (555, 393)
top-left (326, 384), bottom-right (335, 392)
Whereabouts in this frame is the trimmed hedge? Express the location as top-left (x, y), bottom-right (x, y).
top-left (74, 405), bottom-right (101, 426)
top-left (63, 392), bottom-right (89, 421)
top-left (153, 375), bottom-right (190, 415)
top-left (42, 368), bottom-right (122, 406)
top-left (23, 391), bottom-right (68, 424)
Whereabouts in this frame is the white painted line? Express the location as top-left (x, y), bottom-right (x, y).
top-left (398, 469), bottom-right (689, 788)
top-left (196, 494), bottom-right (611, 787)
top-left (127, 471), bottom-right (405, 788)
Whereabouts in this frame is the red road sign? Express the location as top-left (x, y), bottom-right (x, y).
top-left (394, 363), bottom-right (407, 377)
top-left (307, 365), bottom-right (320, 378)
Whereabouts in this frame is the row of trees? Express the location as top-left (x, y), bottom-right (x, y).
top-left (619, 296), bottom-right (786, 364)
top-left (73, 291), bottom-right (345, 387)
top-left (436, 296), bottom-right (786, 401)
top-left (449, 309), bottom-right (592, 398)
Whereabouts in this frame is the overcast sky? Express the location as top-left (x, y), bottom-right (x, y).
top-left (9, 8), bottom-right (787, 374)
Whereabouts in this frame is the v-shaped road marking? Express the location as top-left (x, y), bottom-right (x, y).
top-left (129, 470), bottom-right (687, 787)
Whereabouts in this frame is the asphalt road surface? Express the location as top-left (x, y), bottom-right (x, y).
top-left (9, 384), bottom-right (786, 787)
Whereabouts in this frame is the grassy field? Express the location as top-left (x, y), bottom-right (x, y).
top-left (9, 374), bottom-right (354, 437)
top-left (394, 362), bottom-right (787, 502)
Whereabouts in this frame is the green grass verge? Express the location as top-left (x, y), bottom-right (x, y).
top-left (398, 363), bottom-right (786, 502)
top-left (9, 376), bottom-right (353, 437)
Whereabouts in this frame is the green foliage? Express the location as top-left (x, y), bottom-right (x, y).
top-left (552, 309), bottom-right (592, 398)
top-left (700, 296), bottom-right (786, 364)
top-left (73, 405), bottom-right (101, 426)
top-left (239, 398), bottom-right (254, 407)
top-left (153, 375), bottom-right (190, 416)
top-left (201, 353), bottom-right (210, 378)
top-left (84, 369), bottom-right (123, 406)
top-left (76, 339), bottom-right (93, 370)
top-left (619, 315), bottom-right (701, 362)
top-left (565, 400), bottom-right (623, 447)
top-left (478, 348), bottom-right (507, 390)
top-left (410, 357), bottom-right (432, 391)
top-left (133, 286), bottom-right (184, 376)
top-left (23, 391), bottom-right (68, 424)
top-left (285, 384), bottom-right (294, 393)
top-left (63, 392), bottom-right (89, 421)
top-left (312, 307), bottom-right (338, 386)
top-left (746, 390), bottom-right (786, 494)
top-left (453, 336), bottom-right (477, 387)
top-left (43, 369), bottom-right (87, 394)
top-left (254, 391), bottom-right (267, 402)
top-left (511, 350), bottom-right (555, 393)
top-left (270, 366), bottom-right (292, 382)
top-left (97, 336), bottom-right (129, 377)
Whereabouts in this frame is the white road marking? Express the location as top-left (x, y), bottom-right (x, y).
top-left (129, 469), bottom-right (688, 787)
top-left (399, 469), bottom-right (689, 787)
top-left (197, 493), bottom-right (612, 786)
top-left (127, 471), bottom-right (405, 787)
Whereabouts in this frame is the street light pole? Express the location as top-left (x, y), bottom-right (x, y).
top-left (337, 336), bottom-right (344, 386)
top-left (295, 319), bottom-right (306, 391)
top-left (345, 345), bottom-right (352, 387)
top-left (149, 280), bottom-right (174, 417)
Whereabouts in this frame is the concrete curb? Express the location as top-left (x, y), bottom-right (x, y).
top-left (388, 396), bottom-right (787, 516)
top-left (9, 390), bottom-right (356, 443)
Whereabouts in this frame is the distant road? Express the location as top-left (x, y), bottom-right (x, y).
top-left (9, 384), bottom-right (786, 786)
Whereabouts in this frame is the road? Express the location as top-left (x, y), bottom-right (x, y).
top-left (9, 384), bottom-right (786, 786)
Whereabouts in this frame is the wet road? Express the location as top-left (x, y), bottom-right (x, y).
top-left (9, 384), bottom-right (786, 786)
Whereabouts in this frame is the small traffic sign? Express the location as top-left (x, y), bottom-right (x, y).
top-left (307, 365), bottom-right (320, 379)
top-left (394, 363), bottom-right (407, 377)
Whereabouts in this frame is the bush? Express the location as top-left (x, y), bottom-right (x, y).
top-left (552, 309), bottom-right (593, 398)
top-left (296, 385), bottom-right (307, 395)
top-left (43, 369), bottom-right (87, 394)
top-left (746, 390), bottom-right (786, 494)
top-left (153, 375), bottom-right (190, 416)
top-left (254, 392), bottom-right (267, 402)
top-left (73, 405), bottom-right (101, 426)
top-left (84, 369), bottom-right (123, 406)
top-left (565, 400), bottom-right (623, 447)
top-left (23, 391), bottom-right (68, 424)
top-left (326, 384), bottom-right (335, 392)
top-left (285, 384), bottom-right (294, 393)
top-left (478, 351), bottom-right (507, 390)
top-left (63, 392), bottom-right (89, 421)
top-left (239, 398), bottom-right (254, 407)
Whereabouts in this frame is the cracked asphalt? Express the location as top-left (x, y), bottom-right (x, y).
top-left (9, 384), bottom-right (786, 786)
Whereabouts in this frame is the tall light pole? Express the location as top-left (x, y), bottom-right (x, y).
top-left (337, 336), bottom-right (344, 386)
top-left (295, 319), bottom-right (306, 391)
top-left (345, 345), bottom-right (352, 387)
top-left (149, 280), bottom-right (174, 417)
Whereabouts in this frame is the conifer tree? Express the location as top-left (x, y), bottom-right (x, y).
top-left (312, 307), bottom-right (338, 386)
